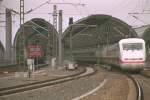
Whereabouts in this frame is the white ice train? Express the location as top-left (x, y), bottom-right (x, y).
top-left (66, 38), bottom-right (146, 71)
top-left (119, 38), bottom-right (146, 71)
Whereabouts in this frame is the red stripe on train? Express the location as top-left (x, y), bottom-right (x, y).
top-left (120, 61), bottom-right (145, 63)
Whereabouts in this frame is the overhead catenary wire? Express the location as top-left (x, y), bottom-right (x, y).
top-left (22, 12), bottom-right (88, 16)
top-left (0, 0), bottom-right (87, 19)
top-left (143, 0), bottom-right (149, 11)
top-left (25, 0), bottom-right (85, 14)
top-left (31, 26), bottom-right (48, 39)
top-left (82, 5), bottom-right (90, 15)
top-left (53, 0), bottom-right (87, 17)
top-left (29, 20), bottom-right (49, 32)
top-left (131, 15), bottom-right (148, 24)
top-left (25, 0), bottom-right (51, 14)
top-left (129, 0), bottom-right (150, 14)
top-left (1, 0), bottom-right (86, 15)
top-left (127, 0), bottom-right (150, 27)
top-left (107, 0), bottom-right (131, 14)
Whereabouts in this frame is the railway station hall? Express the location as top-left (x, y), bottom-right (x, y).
top-left (13, 18), bottom-right (58, 70)
top-left (0, 0), bottom-right (150, 100)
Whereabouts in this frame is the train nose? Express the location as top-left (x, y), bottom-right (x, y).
top-left (120, 63), bottom-right (144, 71)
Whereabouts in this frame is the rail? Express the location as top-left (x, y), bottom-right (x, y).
top-left (102, 64), bottom-right (143, 100)
top-left (0, 66), bottom-right (96, 96)
top-left (126, 74), bottom-right (143, 100)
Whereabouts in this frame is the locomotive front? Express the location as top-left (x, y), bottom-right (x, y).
top-left (119, 38), bottom-right (146, 71)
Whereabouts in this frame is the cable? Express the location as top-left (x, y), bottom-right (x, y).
top-left (143, 0), bottom-right (150, 12)
top-left (106, 0), bottom-right (129, 14)
top-left (128, 0), bottom-right (150, 25)
top-left (26, 0), bottom-right (85, 15)
top-left (143, 0), bottom-right (147, 11)
top-left (25, 12), bottom-right (88, 15)
top-left (25, 0), bottom-right (51, 14)
top-left (130, 0), bottom-right (141, 12)
top-left (131, 15), bottom-right (148, 24)
top-left (108, 0), bottom-right (126, 13)
top-left (82, 5), bottom-right (90, 15)
top-left (109, 0), bottom-right (132, 14)
top-left (59, 0), bottom-right (86, 17)
top-left (73, 5), bottom-right (83, 15)
top-left (141, 0), bottom-right (145, 12)
top-left (1, 4), bottom-right (7, 9)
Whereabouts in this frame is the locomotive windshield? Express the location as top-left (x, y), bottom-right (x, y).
top-left (122, 43), bottom-right (143, 50)
top-left (30, 48), bottom-right (41, 52)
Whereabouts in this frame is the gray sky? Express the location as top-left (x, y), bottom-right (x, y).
top-left (0, 0), bottom-right (150, 47)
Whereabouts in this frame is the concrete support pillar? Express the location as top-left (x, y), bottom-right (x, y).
top-left (58, 10), bottom-right (63, 67)
top-left (0, 0), bottom-right (3, 5)
top-left (5, 9), bottom-right (12, 63)
top-left (12, 45), bottom-right (16, 64)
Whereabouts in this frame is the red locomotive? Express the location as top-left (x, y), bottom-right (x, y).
top-left (27, 45), bottom-right (44, 58)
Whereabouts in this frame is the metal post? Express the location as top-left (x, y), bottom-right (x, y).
top-left (53, 5), bottom-right (57, 30)
top-left (70, 26), bottom-right (73, 61)
top-left (69, 18), bottom-right (73, 61)
top-left (47, 29), bottom-right (51, 66)
top-left (36, 44), bottom-right (38, 70)
top-left (19, 0), bottom-right (26, 70)
top-left (106, 24), bottom-right (109, 55)
top-left (0, 0), bottom-right (3, 5)
top-left (97, 36), bottom-right (100, 65)
top-left (53, 5), bottom-right (58, 58)
top-left (5, 9), bottom-right (12, 63)
top-left (37, 57), bottom-right (38, 69)
top-left (20, 0), bottom-right (24, 26)
top-left (58, 10), bottom-right (63, 67)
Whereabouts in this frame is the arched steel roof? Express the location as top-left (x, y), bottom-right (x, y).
top-left (0, 41), bottom-right (4, 52)
top-left (0, 41), bottom-right (4, 59)
top-left (13, 18), bottom-right (58, 63)
top-left (142, 26), bottom-right (150, 43)
top-left (62, 14), bottom-right (137, 48)
top-left (134, 25), bottom-right (150, 37)
top-left (14, 18), bottom-right (58, 45)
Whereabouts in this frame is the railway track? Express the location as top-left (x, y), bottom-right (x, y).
top-left (0, 64), bottom-right (48, 73)
top-left (102, 64), bottom-right (143, 100)
top-left (132, 74), bottom-right (150, 100)
top-left (126, 74), bottom-right (143, 100)
top-left (0, 66), bottom-right (96, 97)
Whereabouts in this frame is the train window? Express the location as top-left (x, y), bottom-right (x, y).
top-left (30, 48), bottom-right (41, 51)
top-left (122, 43), bottom-right (143, 50)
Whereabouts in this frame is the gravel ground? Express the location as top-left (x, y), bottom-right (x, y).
top-left (0, 66), bottom-right (84, 89)
top-left (141, 70), bottom-right (150, 77)
top-left (81, 72), bottom-right (129, 100)
top-left (134, 75), bottom-right (150, 100)
top-left (0, 66), bottom-right (131, 100)
top-left (0, 72), bottom-right (14, 77)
